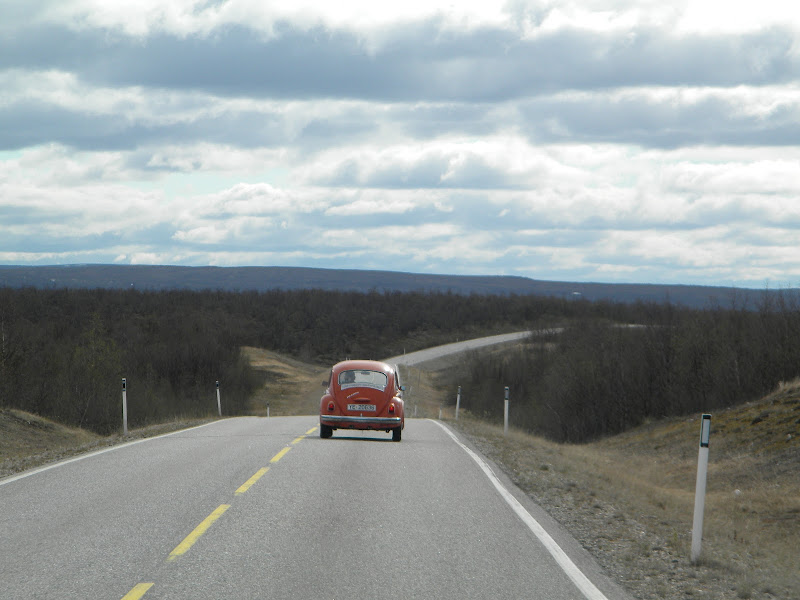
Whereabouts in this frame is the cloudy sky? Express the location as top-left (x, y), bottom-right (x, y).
top-left (2, 1), bottom-right (800, 287)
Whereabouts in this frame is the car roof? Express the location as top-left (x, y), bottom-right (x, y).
top-left (332, 359), bottom-right (395, 374)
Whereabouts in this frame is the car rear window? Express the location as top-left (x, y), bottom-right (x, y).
top-left (338, 370), bottom-right (388, 390)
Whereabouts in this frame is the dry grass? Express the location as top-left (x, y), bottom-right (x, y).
top-left (397, 363), bottom-right (458, 420)
top-left (241, 346), bottom-right (328, 416)
top-left (0, 408), bottom-right (100, 476)
top-left (0, 409), bottom-right (213, 478)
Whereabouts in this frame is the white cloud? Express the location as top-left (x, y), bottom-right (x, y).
top-left (37, 0), bottom-right (509, 39)
top-left (676, 0), bottom-right (800, 34)
top-left (34, 1), bottom-right (800, 41)
top-left (665, 160), bottom-right (800, 197)
top-left (2, 1), bottom-right (800, 286)
top-left (129, 252), bottom-right (174, 265)
top-left (416, 230), bottom-right (504, 262)
top-left (325, 196), bottom-right (420, 216)
top-left (172, 224), bottom-right (234, 244)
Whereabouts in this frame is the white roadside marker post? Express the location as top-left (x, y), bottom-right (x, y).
top-left (455, 386), bottom-right (461, 421)
top-left (122, 378), bottom-right (128, 435)
top-left (691, 414), bottom-right (712, 563)
top-left (504, 386), bottom-right (510, 435)
top-left (216, 380), bottom-right (222, 417)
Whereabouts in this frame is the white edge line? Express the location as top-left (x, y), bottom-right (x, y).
top-left (0, 420), bottom-right (220, 487)
top-left (432, 420), bottom-right (609, 600)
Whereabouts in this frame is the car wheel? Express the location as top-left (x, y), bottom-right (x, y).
top-left (320, 424), bottom-right (333, 438)
top-left (392, 427), bottom-right (401, 442)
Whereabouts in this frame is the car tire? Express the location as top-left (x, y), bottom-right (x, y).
top-left (392, 427), bottom-right (402, 442)
top-left (320, 424), bottom-right (333, 438)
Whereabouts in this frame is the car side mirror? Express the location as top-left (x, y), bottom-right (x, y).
top-left (322, 380), bottom-right (329, 387)
top-left (400, 385), bottom-right (406, 391)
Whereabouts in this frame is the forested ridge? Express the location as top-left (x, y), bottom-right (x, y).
top-left (1, 264), bottom-right (774, 308)
top-left (2, 286), bottom-right (799, 441)
top-left (460, 292), bottom-right (800, 441)
top-left (0, 287), bottom-right (545, 433)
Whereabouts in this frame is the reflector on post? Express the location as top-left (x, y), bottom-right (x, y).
top-left (503, 386), bottom-right (510, 436)
top-left (122, 378), bottom-right (128, 436)
top-left (692, 413), bottom-right (712, 563)
top-left (700, 413), bottom-right (711, 447)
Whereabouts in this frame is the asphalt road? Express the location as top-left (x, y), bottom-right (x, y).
top-left (0, 416), bottom-right (631, 600)
top-left (387, 331), bottom-right (533, 367)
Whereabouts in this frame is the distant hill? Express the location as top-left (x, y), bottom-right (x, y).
top-left (0, 264), bottom-right (790, 309)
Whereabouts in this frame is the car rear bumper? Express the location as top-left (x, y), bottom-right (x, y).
top-left (320, 415), bottom-right (403, 429)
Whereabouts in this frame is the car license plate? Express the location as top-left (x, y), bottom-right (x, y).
top-left (348, 404), bottom-right (376, 412)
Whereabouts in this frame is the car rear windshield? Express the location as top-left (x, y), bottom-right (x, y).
top-left (338, 370), bottom-right (388, 390)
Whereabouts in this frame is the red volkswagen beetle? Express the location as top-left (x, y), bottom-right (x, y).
top-left (319, 360), bottom-right (405, 441)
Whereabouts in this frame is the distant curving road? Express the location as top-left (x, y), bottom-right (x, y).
top-left (387, 331), bottom-right (533, 367)
top-left (0, 415), bottom-right (631, 599)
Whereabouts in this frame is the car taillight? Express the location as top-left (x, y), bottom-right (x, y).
top-left (327, 401), bottom-right (335, 411)
top-left (388, 403), bottom-right (395, 414)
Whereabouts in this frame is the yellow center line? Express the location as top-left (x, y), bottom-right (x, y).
top-left (168, 504), bottom-right (230, 562)
top-left (235, 467), bottom-right (269, 495)
top-left (121, 428), bottom-right (315, 590)
top-left (270, 447), bottom-right (291, 463)
top-left (121, 582), bottom-right (154, 599)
